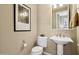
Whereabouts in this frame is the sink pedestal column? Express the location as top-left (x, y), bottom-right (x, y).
top-left (57, 44), bottom-right (63, 55)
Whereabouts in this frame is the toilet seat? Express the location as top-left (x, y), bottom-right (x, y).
top-left (31, 46), bottom-right (43, 55)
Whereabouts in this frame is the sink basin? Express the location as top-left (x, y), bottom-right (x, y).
top-left (50, 36), bottom-right (73, 55)
top-left (50, 36), bottom-right (73, 44)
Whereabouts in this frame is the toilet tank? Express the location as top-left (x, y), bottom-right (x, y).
top-left (37, 36), bottom-right (48, 47)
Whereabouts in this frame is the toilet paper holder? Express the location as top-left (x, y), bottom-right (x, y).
top-left (20, 40), bottom-right (27, 51)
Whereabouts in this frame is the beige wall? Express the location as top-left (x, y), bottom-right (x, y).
top-left (77, 26), bottom-right (79, 54)
top-left (37, 4), bottom-right (77, 55)
top-left (37, 4), bottom-right (56, 54)
top-left (0, 4), bottom-right (78, 55)
top-left (76, 4), bottom-right (79, 54)
top-left (0, 4), bottom-right (37, 54)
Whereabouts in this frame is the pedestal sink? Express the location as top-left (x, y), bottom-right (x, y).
top-left (50, 36), bottom-right (73, 55)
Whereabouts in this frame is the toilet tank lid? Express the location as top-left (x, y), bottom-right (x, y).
top-left (32, 46), bottom-right (43, 53)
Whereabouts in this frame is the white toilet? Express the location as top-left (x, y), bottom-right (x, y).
top-left (31, 35), bottom-right (48, 55)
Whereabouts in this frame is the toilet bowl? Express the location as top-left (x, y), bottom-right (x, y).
top-left (31, 35), bottom-right (48, 55)
top-left (31, 46), bottom-right (43, 55)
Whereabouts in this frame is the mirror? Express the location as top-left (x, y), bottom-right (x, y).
top-left (52, 4), bottom-right (70, 29)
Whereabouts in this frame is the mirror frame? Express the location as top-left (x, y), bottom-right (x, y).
top-left (52, 4), bottom-right (70, 29)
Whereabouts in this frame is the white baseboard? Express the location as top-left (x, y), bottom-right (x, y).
top-left (43, 52), bottom-right (52, 55)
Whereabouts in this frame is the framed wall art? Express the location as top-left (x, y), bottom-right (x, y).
top-left (14, 4), bottom-right (31, 32)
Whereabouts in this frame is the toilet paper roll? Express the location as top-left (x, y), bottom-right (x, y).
top-left (23, 43), bottom-right (27, 47)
